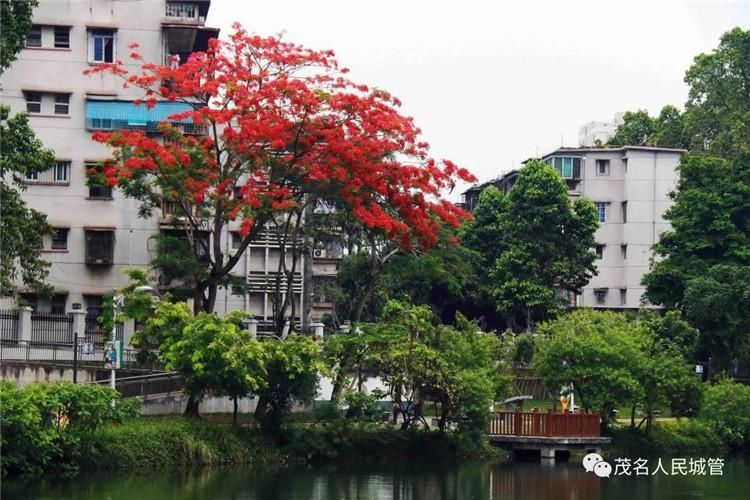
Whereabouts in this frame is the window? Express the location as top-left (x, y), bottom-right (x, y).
top-left (86, 162), bottom-right (113, 199)
top-left (51, 228), bottom-right (69, 250)
top-left (621, 201), bottom-right (628, 223)
top-left (88, 29), bottom-right (116, 63)
top-left (596, 159), bottom-right (610, 176)
top-left (233, 185), bottom-right (243, 200)
top-left (26, 25), bottom-right (42, 47)
top-left (25, 161), bottom-right (70, 184)
top-left (54, 161), bottom-right (70, 182)
top-left (85, 229), bottom-right (115, 265)
top-left (594, 289), bottom-right (607, 305)
top-left (621, 244), bottom-right (627, 260)
top-left (54, 93), bottom-right (70, 115)
top-left (231, 231), bottom-right (242, 249)
top-left (596, 202), bottom-right (607, 223)
top-left (595, 244), bottom-right (605, 260)
top-left (54, 26), bottom-right (70, 48)
top-left (312, 276), bottom-right (336, 304)
top-left (25, 91), bottom-right (42, 113)
top-left (547, 156), bottom-right (582, 179)
top-left (51, 294), bottom-right (67, 315)
top-left (620, 288), bottom-right (627, 306)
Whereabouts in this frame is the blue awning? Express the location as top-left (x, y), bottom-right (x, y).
top-left (85, 100), bottom-right (194, 122)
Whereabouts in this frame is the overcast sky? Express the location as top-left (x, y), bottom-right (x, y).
top-left (207, 0), bottom-right (750, 198)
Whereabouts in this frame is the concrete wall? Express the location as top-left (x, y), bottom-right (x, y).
top-left (0, 361), bottom-right (100, 386)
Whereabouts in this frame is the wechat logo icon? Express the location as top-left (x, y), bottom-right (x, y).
top-left (583, 452), bottom-right (612, 478)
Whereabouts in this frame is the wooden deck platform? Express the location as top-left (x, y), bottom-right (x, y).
top-left (488, 410), bottom-right (611, 460)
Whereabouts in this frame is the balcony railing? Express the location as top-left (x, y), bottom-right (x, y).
top-left (166, 2), bottom-right (199, 19)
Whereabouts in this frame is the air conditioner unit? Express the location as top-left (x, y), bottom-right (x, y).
top-left (313, 249), bottom-right (329, 258)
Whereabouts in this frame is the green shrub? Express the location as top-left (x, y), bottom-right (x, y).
top-left (610, 420), bottom-right (725, 456)
top-left (344, 389), bottom-right (385, 422)
top-left (701, 378), bottom-right (750, 448)
top-left (0, 381), bottom-right (140, 476)
top-left (0, 381), bottom-right (52, 474)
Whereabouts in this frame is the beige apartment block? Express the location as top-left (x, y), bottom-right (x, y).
top-left (461, 146), bottom-right (685, 310)
top-left (1, 0), bottom-right (337, 335)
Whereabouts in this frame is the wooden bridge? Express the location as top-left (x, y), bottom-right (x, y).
top-left (488, 410), bottom-right (611, 461)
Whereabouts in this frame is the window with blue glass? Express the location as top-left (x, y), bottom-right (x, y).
top-left (88, 29), bottom-right (115, 63)
top-left (85, 100), bottom-right (196, 132)
top-left (545, 156), bottom-right (582, 179)
top-left (595, 202), bottom-right (607, 223)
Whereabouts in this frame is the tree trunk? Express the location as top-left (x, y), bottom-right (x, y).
top-left (184, 394), bottom-right (201, 418)
top-left (330, 363), bottom-right (347, 402)
top-left (254, 395), bottom-right (268, 421)
top-left (630, 404), bottom-right (636, 428)
top-left (233, 395), bottom-right (239, 425)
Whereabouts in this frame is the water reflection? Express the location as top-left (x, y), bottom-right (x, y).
top-left (3, 458), bottom-right (748, 499)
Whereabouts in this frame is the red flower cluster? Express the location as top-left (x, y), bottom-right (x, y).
top-left (86, 23), bottom-right (476, 249)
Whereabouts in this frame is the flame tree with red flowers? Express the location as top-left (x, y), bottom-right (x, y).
top-left (85, 24), bottom-right (475, 322)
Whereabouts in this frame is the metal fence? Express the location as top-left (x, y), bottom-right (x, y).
top-left (0, 339), bottom-right (164, 371)
top-left (0, 309), bottom-right (19, 342)
top-left (111, 371), bottom-right (183, 399)
top-left (30, 312), bottom-right (73, 344)
top-left (85, 316), bottom-right (124, 347)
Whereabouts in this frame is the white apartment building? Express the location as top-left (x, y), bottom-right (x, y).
top-left (1, 0), bottom-right (337, 337)
top-left (462, 145), bottom-right (684, 310)
top-left (578, 113), bottom-right (624, 146)
top-left (542, 146), bottom-right (684, 309)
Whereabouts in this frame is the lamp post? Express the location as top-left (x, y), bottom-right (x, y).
top-left (109, 286), bottom-right (160, 391)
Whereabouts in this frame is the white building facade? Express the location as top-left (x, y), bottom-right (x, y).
top-left (578, 113), bottom-right (624, 146)
top-left (1, 1), bottom-right (337, 337)
top-left (540, 146), bottom-right (684, 309)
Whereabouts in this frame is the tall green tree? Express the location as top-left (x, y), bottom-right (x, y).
top-left (608, 110), bottom-right (655, 146)
top-left (684, 27), bottom-right (750, 159)
top-left (0, 0), bottom-right (37, 74)
top-left (643, 154), bottom-right (750, 371)
top-left (490, 160), bottom-right (599, 330)
top-left (0, 107), bottom-right (55, 295)
top-left (608, 106), bottom-right (690, 149)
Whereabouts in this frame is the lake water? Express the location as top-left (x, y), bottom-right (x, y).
top-left (4, 457), bottom-right (749, 499)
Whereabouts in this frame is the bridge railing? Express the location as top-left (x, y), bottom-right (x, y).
top-left (488, 410), bottom-right (601, 437)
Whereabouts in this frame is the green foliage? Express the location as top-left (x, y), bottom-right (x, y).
top-left (684, 27), bottom-right (750, 159)
top-left (512, 333), bottom-right (535, 367)
top-left (644, 154), bottom-right (750, 369)
top-left (534, 310), bottom-right (645, 425)
top-left (0, 381), bottom-right (140, 476)
top-left (535, 310), bottom-right (702, 429)
top-left (702, 378), bottom-right (750, 448)
top-left (0, 105), bottom-right (56, 294)
top-left (608, 109), bottom-right (656, 146)
top-left (343, 389), bottom-right (385, 422)
top-left (84, 418), bottom-right (283, 470)
top-left (489, 161), bottom-right (598, 330)
top-left (610, 420), bottom-right (725, 457)
top-left (354, 301), bottom-right (510, 434)
top-left (140, 301), bottom-right (266, 415)
top-left (0, 0), bottom-right (37, 74)
top-left (254, 335), bottom-right (324, 436)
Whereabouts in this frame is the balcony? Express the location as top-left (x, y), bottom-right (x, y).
top-left (85, 100), bottom-right (205, 134)
top-left (165, 2), bottom-right (204, 24)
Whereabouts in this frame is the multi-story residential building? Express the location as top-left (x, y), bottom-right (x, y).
top-left (578, 113), bottom-right (624, 146)
top-left (461, 145), bottom-right (685, 310)
top-left (1, 0), bottom-right (338, 338)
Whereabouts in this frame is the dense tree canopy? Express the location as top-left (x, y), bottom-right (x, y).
top-left (607, 106), bottom-right (690, 149)
top-left (684, 27), bottom-right (750, 159)
top-left (86, 25), bottom-right (475, 317)
top-left (486, 161), bottom-right (599, 330)
top-left (0, 0), bottom-right (37, 74)
top-left (643, 154), bottom-right (750, 370)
